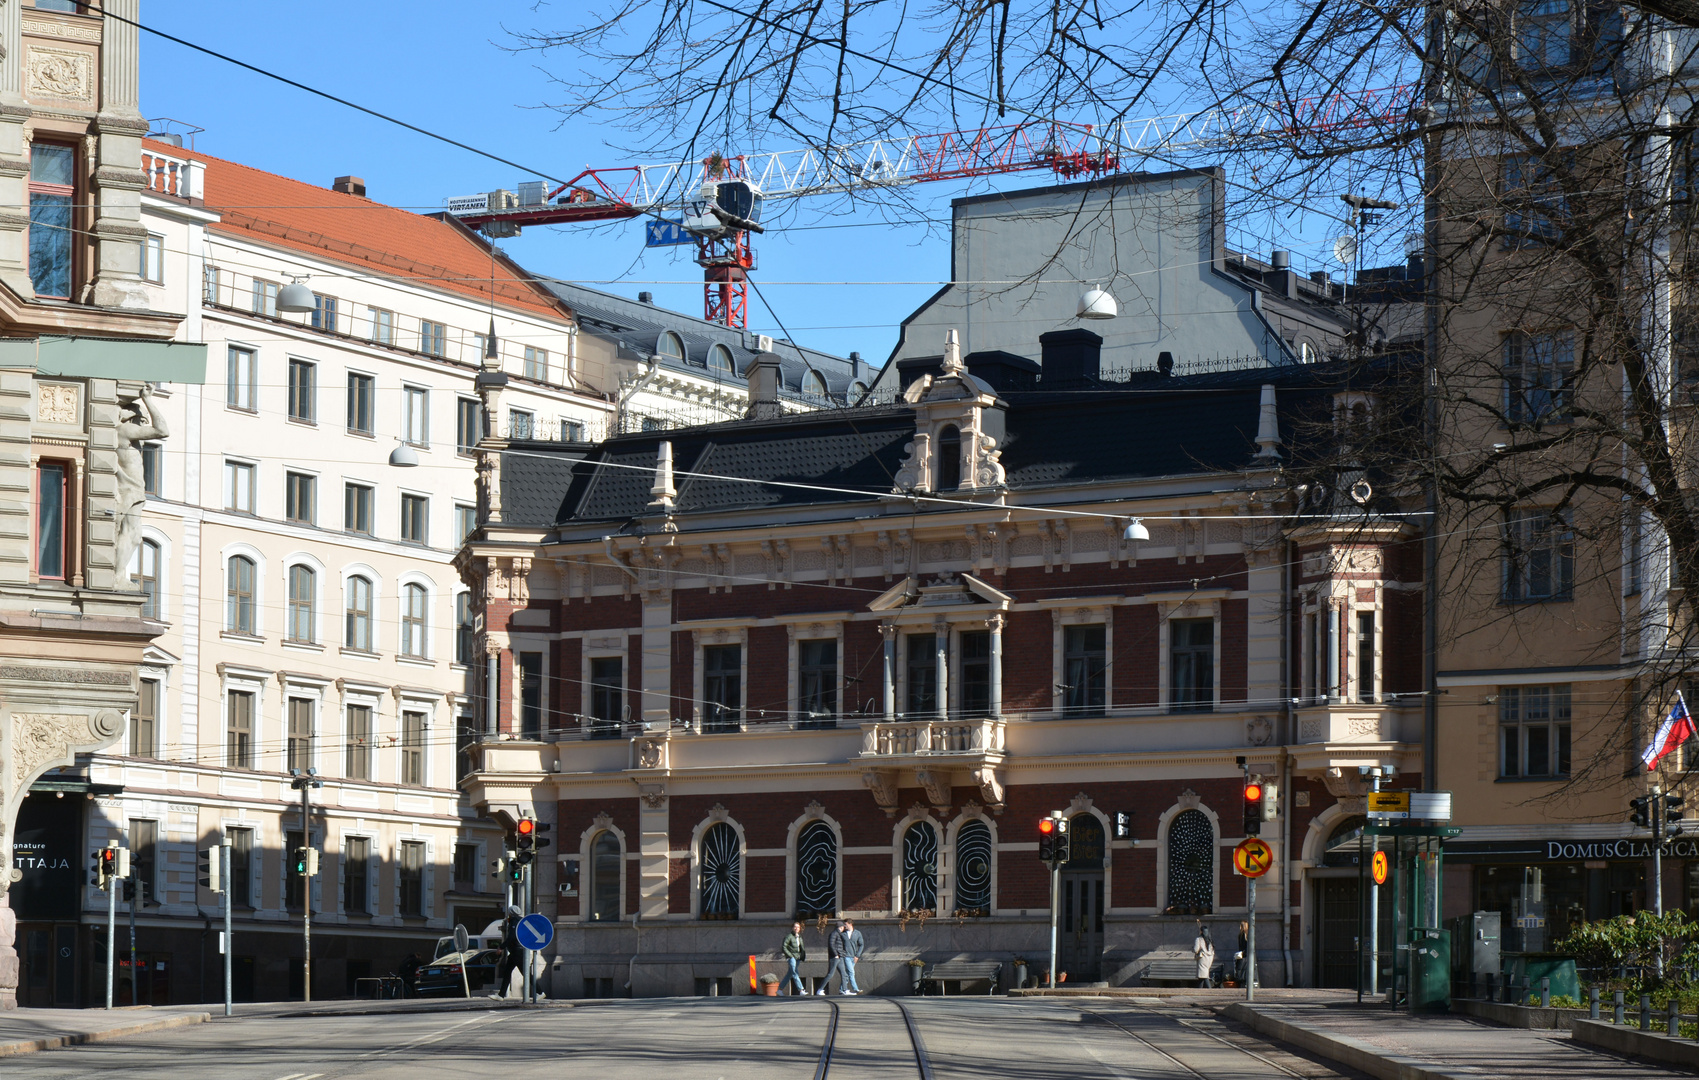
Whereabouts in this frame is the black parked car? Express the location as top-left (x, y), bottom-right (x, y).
top-left (413, 948), bottom-right (503, 997)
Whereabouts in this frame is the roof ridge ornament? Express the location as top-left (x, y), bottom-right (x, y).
top-left (941, 327), bottom-right (965, 375)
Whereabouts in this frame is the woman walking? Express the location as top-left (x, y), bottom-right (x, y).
top-left (1193, 922), bottom-right (1215, 989)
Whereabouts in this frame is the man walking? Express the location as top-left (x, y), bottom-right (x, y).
top-left (841, 919), bottom-right (865, 996)
top-left (821, 920), bottom-right (849, 995)
top-left (782, 921), bottom-right (808, 995)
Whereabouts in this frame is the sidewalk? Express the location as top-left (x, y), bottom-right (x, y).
top-left (1223, 1000), bottom-right (1698, 1079)
top-left (0, 1004), bottom-right (210, 1058)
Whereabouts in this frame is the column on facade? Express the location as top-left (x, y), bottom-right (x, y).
top-left (1326, 600), bottom-right (1342, 704)
top-left (641, 596), bottom-right (672, 727)
top-left (880, 622), bottom-right (896, 722)
top-left (93, 0), bottom-right (150, 310)
top-left (934, 618), bottom-right (949, 720)
top-left (1243, 554), bottom-right (1283, 732)
top-left (987, 613), bottom-right (1004, 719)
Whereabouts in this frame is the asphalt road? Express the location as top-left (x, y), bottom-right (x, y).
top-left (4, 997), bottom-right (1372, 1080)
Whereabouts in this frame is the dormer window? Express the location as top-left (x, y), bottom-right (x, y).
top-left (659, 332), bottom-right (685, 363)
top-left (708, 344), bottom-right (734, 374)
top-left (803, 371), bottom-right (827, 397)
top-left (937, 425), bottom-right (962, 490)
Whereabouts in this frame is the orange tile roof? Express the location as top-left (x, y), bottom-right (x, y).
top-left (146, 139), bottom-right (569, 321)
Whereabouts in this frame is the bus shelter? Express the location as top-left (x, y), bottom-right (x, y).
top-left (1327, 823), bottom-right (1460, 1011)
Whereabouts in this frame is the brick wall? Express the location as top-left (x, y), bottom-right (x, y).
top-left (1114, 604), bottom-right (1159, 706)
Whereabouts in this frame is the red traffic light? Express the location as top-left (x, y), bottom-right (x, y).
top-left (1038, 818), bottom-right (1056, 834)
top-left (1244, 782), bottom-right (1263, 802)
top-left (516, 818), bottom-right (536, 836)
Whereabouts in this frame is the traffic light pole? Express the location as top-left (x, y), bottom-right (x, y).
top-left (522, 862), bottom-right (534, 1004)
top-left (105, 867), bottom-right (115, 1010)
top-left (300, 779), bottom-right (312, 1003)
top-left (221, 842), bottom-right (232, 1018)
top-left (1246, 875), bottom-right (1257, 1003)
top-left (129, 868), bottom-right (137, 1003)
top-left (1047, 859), bottom-right (1060, 989)
top-left (1652, 781), bottom-right (1665, 918)
top-left (1367, 770), bottom-right (1382, 998)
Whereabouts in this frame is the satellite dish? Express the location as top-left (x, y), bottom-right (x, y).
top-left (1333, 235), bottom-right (1359, 265)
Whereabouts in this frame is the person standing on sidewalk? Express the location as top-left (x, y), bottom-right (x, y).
top-left (821, 921), bottom-right (848, 995)
top-left (1193, 922), bottom-right (1215, 989)
top-left (841, 919), bottom-right (866, 995)
top-left (782, 922), bottom-right (808, 995)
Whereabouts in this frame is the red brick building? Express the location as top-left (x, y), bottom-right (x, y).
top-left (458, 328), bottom-right (1423, 996)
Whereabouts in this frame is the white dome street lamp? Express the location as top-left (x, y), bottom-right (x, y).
top-left (277, 276), bottom-right (316, 313)
top-left (1077, 284), bottom-right (1117, 320)
top-left (1122, 518), bottom-right (1150, 542)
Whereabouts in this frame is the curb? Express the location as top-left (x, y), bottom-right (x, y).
top-left (0, 1011), bottom-right (210, 1058)
top-left (1219, 1003), bottom-right (1485, 1080)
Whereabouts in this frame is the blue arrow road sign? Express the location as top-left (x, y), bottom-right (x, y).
top-left (515, 912), bottom-right (554, 951)
top-left (645, 220), bottom-right (695, 247)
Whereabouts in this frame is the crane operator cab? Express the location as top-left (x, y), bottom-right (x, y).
top-left (682, 178), bottom-right (764, 239)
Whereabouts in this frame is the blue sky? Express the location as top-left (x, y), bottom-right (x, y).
top-left (137, 2), bottom-right (1385, 366)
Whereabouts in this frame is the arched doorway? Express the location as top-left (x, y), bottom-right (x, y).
top-left (1311, 814), bottom-right (1391, 988)
top-left (1060, 814), bottom-right (1106, 981)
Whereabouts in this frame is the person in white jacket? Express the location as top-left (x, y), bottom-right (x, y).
top-left (1192, 923), bottom-right (1215, 989)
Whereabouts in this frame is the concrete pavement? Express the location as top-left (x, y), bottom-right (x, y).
top-left (0, 1005), bottom-right (210, 1058)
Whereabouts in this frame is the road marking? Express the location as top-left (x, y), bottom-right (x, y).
top-left (356, 1014), bottom-right (505, 1060)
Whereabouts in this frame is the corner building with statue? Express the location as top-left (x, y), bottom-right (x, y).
top-left (457, 329), bottom-right (1426, 995)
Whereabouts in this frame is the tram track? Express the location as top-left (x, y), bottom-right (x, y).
top-left (1074, 1001), bottom-right (1326, 1080)
top-left (813, 996), bottom-right (934, 1080)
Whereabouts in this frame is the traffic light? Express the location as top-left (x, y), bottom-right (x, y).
top-left (198, 847), bottom-right (223, 893)
top-left (91, 847), bottom-right (115, 888)
top-left (1631, 795), bottom-right (1652, 830)
top-left (292, 847), bottom-right (319, 877)
top-left (535, 822), bottom-right (553, 853)
top-left (1666, 794), bottom-right (1686, 836)
top-left (1244, 779), bottom-right (1265, 836)
top-left (491, 854), bottom-right (508, 879)
top-left (1038, 817), bottom-right (1055, 862)
top-left (1261, 783), bottom-right (1280, 824)
top-left (516, 817), bottom-right (537, 865)
top-left (113, 846), bottom-right (130, 880)
top-left (1053, 816), bottom-right (1070, 865)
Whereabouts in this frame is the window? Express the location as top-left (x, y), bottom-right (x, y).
top-left (141, 441), bottom-right (162, 497)
top-left (803, 370), bottom-right (828, 397)
top-left (400, 493), bottom-right (429, 545)
top-left (228, 826), bottom-right (253, 909)
top-left (129, 820), bottom-right (157, 907)
top-left (1355, 610), bottom-right (1376, 703)
top-left (561, 419), bottom-right (585, 442)
top-left (400, 710), bottom-right (425, 785)
top-left (203, 264), bottom-right (220, 305)
top-left (287, 565), bottom-right (316, 643)
top-left (784, 819), bottom-right (838, 921)
top-left (1063, 625), bottom-right (1107, 716)
top-left (287, 696), bottom-right (313, 772)
top-left (286, 359), bottom-right (315, 422)
top-left (224, 460), bottom-right (255, 514)
top-left (589, 831), bottom-right (621, 920)
top-left (402, 386), bottom-right (428, 447)
top-left (456, 398), bottom-right (481, 454)
top-left (470, 332), bottom-right (488, 361)
top-left (140, 233), bottom-right (164, 284)
top-left (401, 583), bottom-right (427, 657)
top-left (226, 689), bottom-right (254, 769)
top-left (455, 593), bottom-right (474, 665)
top-left (344, 482), bottom-right (373, 535)
top-left (954, 819), bottom-right (992, 913)
top-left (1516, 0), bottom-right (1571, 69)
top-left (906, 633), bottom-right (939, 716)
top-left (524, 346), bottom-right (547, 380)
top-left (589, 657), bottom-right (623, 737)
top-left (369, 307), bottom-right (394, 344)
top-left (399, 841), bottom-right (425, 916)
top-left (226, 556), bottom-right (255, 634)
top-left (35, 462), bottom-right (66, 580)
top-left (959, 630), bottom-right (991, 716)
top-left (286, 829), bottom-right (306, 910)
top-left (346, 373), bottom-right (375, 434)
top-left (1170, 617), bottom-right (1214, 712)
top-left (28, 144), bottom-right (74, 299)
top-left (419, 320), bottom-right (446, 357)
top-left (702, 644), bottom-right (742, 732)
top-left (455, 504), bottom-right (476, 545)
top-left (1500, 684), bottom-right (1572, 778)
top-left (345, 704), bottom-right (372, 779)
top-left (1165, 808), bottom-right (1214, 914)
top-left (901, 821), bottom-right (938, 911)
top-left (285, 471), bottom-right (316, 525)
top-left (138, 539), bottom-right (160, 619)
top-left (798, 639), bottom-right (837, 725)
top-left (658, 332), bottom-right (685, 363)
top-left (517, 651), bottom-right (543, 738)
top-left (936, 425), bottom-right (961, 489)
top-left (849, 380), bottom-right (868, 401)
top-left (227, 346), bottom-right (257, 411)
top-left (1505, 509), bottom-right (1574, 601)
top-left (708, 344), bottom-right (735, 375)
top-left (131, 678), bottom-right (158, 757)
top-left (453, 842), bottom-right (477, 891)
top-left (1503, 155), bottom-right (1565, 244)
top-left (508, 409), bottom-right (534, 440)
top-left (310, 294), bottom-right (338, 333)
top-left (345, 575), bottom-right (373, 652)
top-left (252, 279), bottom-right (278, 317)
top-left (698, 822), bottom-right (739, 919)
top-left (344, 837), bottom-right (369, 914)
top-left (1503, 330), bottom-right (1574, 423)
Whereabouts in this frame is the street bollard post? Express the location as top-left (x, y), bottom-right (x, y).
top-left (1641, 993), bottom-right (1652, 1031)
top-left (1540, 978), bottom-right (1550, 1009)
top-left (1614, 990), bottom-right (1625, 1025)
top-left (1669, 1000), bottom-right (1680, 1036)
top-left (1589, 986), bottom-right (1599, 1020)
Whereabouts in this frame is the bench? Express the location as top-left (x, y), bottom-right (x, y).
top-left (1134, 949), bottom-right (1202, 987)
top-left (918, 960), bottom-right (1002, 996)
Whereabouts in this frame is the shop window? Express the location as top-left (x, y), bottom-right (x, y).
top-left (1499, 684), bottom-right (1571, 777)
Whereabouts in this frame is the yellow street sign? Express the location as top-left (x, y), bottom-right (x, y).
top-left (1234, 838), bottom-right (1274, 878)
top-left (1367, 791), bottom-right (1410, 817)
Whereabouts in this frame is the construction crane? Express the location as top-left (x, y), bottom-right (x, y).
top-left (446, 83), bottom-right (1418, 328)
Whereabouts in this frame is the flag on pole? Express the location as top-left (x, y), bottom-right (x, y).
top-left (1643, 693), bottom-right (1695, 772)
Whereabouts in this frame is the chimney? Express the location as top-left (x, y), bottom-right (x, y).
top-left (1038, 328), bottom-right (1102, 387)
top-left (1255, 384), bottom-right (1282, 458)
top-left (1270, 250), bottom-right (1290, 270)
top-left (638, 292), bottom-right (654, 304)
top-left (332, 176), bottom-right (366, 197)
top-left (1157, 351), bottom-right (1175, 377)
top-left (744, 352), bottom-right (784, 420)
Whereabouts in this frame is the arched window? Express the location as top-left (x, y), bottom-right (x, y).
top-left (795, 820), bottom-right (837, 916)
top-left (226, 556), bottom-right (255, 634)
top-left (286, 565), bottom-right (315, 643)
top-left (708, 344), bottom-right (735, 374)
top-left (902, 821), bottom-right (938, 912)
top-left (401, 583), bottom-right (427, 657)
top-left (699, 822), bottom-right (740, 919)
top-left (345, 575), bottom-right (373, 652)
top-left (802, 370), bottom-right (827, 397)
top-left (936, 425), bottom-right (962, 490)
top-left (1066, 814), bottom-right (1106, 869)
top-left (1320, 815), bottom-right (1368, 868)
top-left (954, 820), bottom-right (992, 913)
top-left (1165, 809), bottom-right (1215, 915)
top-left (589, 830), bottom-right (621, 920)
top-left (848, 381), bottom-right (868, 403)
top-left (138, 539), bottom-right (161, 620)
top-left (658, 332), bottom-right (685, 364)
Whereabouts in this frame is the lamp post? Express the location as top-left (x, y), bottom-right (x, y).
top-left (290, 767), bottom-right (323, 1001)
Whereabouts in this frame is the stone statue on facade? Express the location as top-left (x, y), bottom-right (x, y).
top-left (114, 384), bottom-right (166, 582)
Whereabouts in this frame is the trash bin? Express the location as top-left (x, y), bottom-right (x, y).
top-left (1410, 928), bottom-right (1451, 1013)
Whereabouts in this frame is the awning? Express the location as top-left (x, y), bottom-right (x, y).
top-left (29, 778), bottom-right (123, 796)
top-left (0, 335), bottom-right (207, 384)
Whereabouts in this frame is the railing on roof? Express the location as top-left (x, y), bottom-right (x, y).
top-left (141, 148), bottom-right (202, 201)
